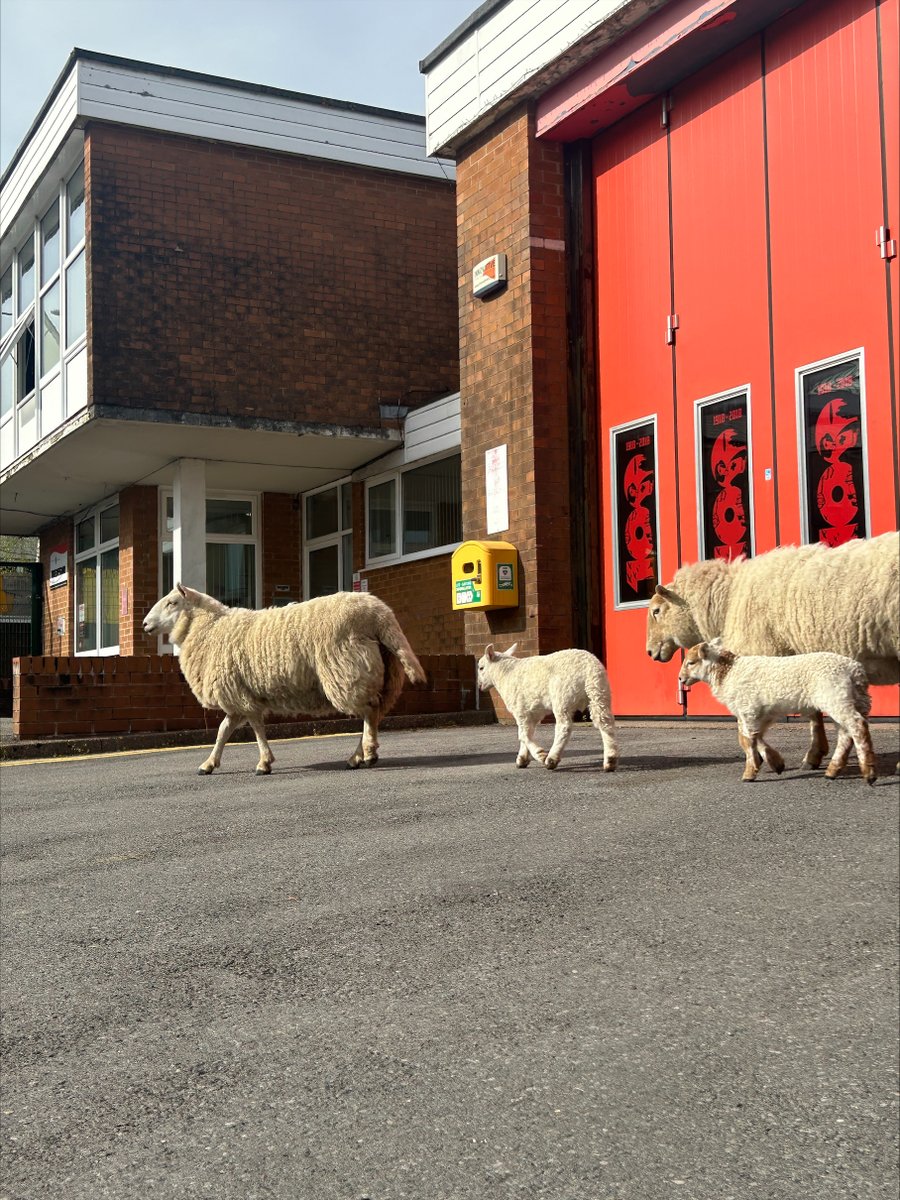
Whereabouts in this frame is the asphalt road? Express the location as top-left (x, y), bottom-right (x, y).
top-left (1, 720), bottom-right (898, 1200)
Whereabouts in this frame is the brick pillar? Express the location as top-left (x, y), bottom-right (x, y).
top-left (456, 106), bottom-right (572, 658)
top-left (119, 485), bottom-right (159, 654)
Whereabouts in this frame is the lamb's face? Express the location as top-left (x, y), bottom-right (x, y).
top-left (476, 643), bottom-right (518, 692)
top-left (476, 653), bottom-right (494, 692)
top-left (678, 643), bottom-right (711, 690)
top-left (143, 586), bottom-right (188, 636)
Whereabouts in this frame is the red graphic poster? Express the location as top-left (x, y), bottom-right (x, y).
top-left (613, 420), bottom-right (658, 605)
top-left (800, 357), bottom-right (867, 546)
top-left (697, 392), bottom-right (752, 562)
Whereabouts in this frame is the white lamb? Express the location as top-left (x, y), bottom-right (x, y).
top-left (476, 644), bottom-right (619, 772)
top-left (678, 639), bottom-right (877, 784)
top-left (143, 583), bottom-right (426, 774)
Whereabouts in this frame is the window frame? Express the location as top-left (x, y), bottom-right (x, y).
top-left (363, 451), bottom-right (462, 568)
top-left (73, 496), bottom-right (121, 657)
top-left (302, 476), bottom-right (353, 599)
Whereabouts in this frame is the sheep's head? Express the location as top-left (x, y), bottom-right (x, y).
top-left (646, 584), bottom-right (701, 662)
top-left (476, 642), bottom-right (518, 691)
top-left (142, 582), bottom-right (205, 641)
top-left (677, 639), bottom-right (725, 689)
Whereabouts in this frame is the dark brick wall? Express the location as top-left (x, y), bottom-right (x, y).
top-left (86, 123), bottom-right (460, 424)
top-left (455, 107), bottom-right (573, 658)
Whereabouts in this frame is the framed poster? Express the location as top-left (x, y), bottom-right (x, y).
top-left (797, 351), bottom-right (868, 546)
top-left (611, 417), bottom-right (659, 608)
top-left (695, 389), bottom-right (753, 561)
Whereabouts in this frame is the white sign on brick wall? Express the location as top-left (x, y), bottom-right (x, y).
top-left (485, 444), bottom-right (509, 534)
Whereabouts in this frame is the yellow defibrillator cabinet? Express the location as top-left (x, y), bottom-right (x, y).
top-left (451, 541), bottom-right (518, 610)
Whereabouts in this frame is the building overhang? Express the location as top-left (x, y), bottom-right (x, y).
top-left (0, 407), bottom-right (402, 535)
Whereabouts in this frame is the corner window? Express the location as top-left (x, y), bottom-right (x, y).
top-left (74, 501), bottom-right (119, 655)
top-left (365, 453), bottom-right (461, 566)
top-left (303, 479), bottom-right (353, 598)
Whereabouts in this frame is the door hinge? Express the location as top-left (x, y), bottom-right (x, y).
top-left (877, 226), bottom-right (897, 260)
top-left (666, 313), bottom-right (679, 345)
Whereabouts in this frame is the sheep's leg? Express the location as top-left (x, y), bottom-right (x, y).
top-left (755, 720), bottom-right (785, 775)
top-left (248, 717), bottom-right (274, 775)
top-left (739, 719), bottom-right (763, 782)
top-left (802, 712), bottom-right (830, 769)
top-left (347, 708), bottom-right (380, 769)
top-left (516, 717), bottom-right (545, 768)
top-left (591, 709), bottom-right (619, 772)
top-left (545, 713), bottom-right (573, 770)
top-left (198, 714), bottom-right (245, 775)
top-left (826, 715), bottom-right (877, 785)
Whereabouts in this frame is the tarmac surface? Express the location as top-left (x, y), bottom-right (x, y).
top-left (1, 719), bottom-right (898, 1200)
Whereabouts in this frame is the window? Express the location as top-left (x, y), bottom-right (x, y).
top-left (0, 156), bottom-right (87, 469)
top-left (161, 492), bottom-right (259, 612)
top-left (694, 388), bottom-right (753, 562)
top-left (365, 454), bottom-right (461, 565)
top-left (74, 501), bottom-right (119, 655)
top-left (610, 418), bottom-right (660, 608)
top-left (303, 479), bottom-right (353, 598)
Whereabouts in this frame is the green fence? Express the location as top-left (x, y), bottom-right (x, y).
top-left (0, 562), bottom-right (43, 717)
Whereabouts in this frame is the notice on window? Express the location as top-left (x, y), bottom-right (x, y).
top-left (485, 445), bottom-right (509, 534)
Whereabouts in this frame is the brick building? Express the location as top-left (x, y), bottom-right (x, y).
top-left (1, 51), bottom-right (472, 734)
top-left (422, 0), bottom-right (899, 717)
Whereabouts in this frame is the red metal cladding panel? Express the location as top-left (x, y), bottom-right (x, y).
top-left (765, 0), bottom-right (896, 544)
top-left (668, 39), bottom-right (775, 716)
top-left (879, 0), bottom-right (900, 507)
top-left (594, 103), bottom-right (682, 715)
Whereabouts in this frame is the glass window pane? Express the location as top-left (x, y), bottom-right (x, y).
top-left (207, 543), bottom-right (255, 608)
top-left (16, 324), bottom-right (35, 399)
top-left (401, 454), bottom-right (462, 555)
top-left (76, 559), bottom-right (97, 652)
top-left (307, 544), bottom-right (339, 598)
top-left (305, 487), bottom-right (338, 540)
top-left (76, 515), bottom-right (95, 553)
top-left (1, 353), bottom-right (12, 422)
top-left (368, 479), bottom-right (396, 558)
top-left (100, 548), bottom-right (119, 649)
top-left (18, 241), bottom-right (35, 315)
top-left (67, 163), bottom-right (85, 250)
top-left (206, 497), bottom-right (252, 536)
top-left (340, 483), bottom-right (352, 530)
top-left (40, 281), bottom-right (61, 376)
top-left (1, 268), bottom-right (12, 337)
top-left (341, 532), bottom-right (353, 590)
top-left (41, 204), bottom-right (60, 284)
top-left (100, 504), bottom-right (119, 544)
top-left (65, 249), bottom-right (86, 346)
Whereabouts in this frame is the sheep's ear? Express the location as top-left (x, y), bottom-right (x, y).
top-left (654, 584), bottom-right (684, 606)
top-left (697, 641), bottom-right (710, 659)
top-left (506, 643), bottom-right (519, 657)
top-left (484, 643), bottom-right (496, 661)
top-left (176, 582), bottom-right (187, 597)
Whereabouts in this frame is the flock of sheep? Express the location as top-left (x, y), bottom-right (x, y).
top-left (142, 530), bottom-right (900, 785)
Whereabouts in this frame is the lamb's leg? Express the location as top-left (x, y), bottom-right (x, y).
top-left (590, 707), bottom-right (619, 772)
top-left (198, 714), bottom-right (245, 775)
top-left (802, 712), bottom-right (830, 769)
top-left (755, 720), bottom-right (785, 775)
top-left (739, 719), bottom-right (763, 782)
top-left (347, 708), bottom-right (380, 769)
top-left (516, 717), bottom-right (546, 768)
top-left (545, 713), bottom-right (573, 770)
top-left (248, 717), bottom-right (274, 775)
top-left (827, 715), bottom-right (877, 785)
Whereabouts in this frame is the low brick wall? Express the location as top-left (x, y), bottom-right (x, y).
top-left (12, 654), bottom-right (481, 740)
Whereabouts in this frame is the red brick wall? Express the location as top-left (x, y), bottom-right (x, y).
top-left (120, 485), bottom-right (159, 655)
top-left (261, 492), bottom-right (301, 607)
top-left (39, 520), bottom-right (73, 656)
top-left (455, 107), bottom-right (573, 657)
top-left (12, 652), bottom-right (478, 739)
top-left (86, 124), bottom-right (459, 423)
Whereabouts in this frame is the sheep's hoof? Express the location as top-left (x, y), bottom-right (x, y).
top-left (802, 753), bottom-right (824, 770)
top-left (772, 761), bottom-right (785, 775)
top-left (255, 766), bottom-right (271, 776)
top-left (346, 759), bottom-right (361, 770)
top-left (535, 750), bottom-right (548, 763)
top-left (197, 765), bottom-right (214, 776)
top-left (516, 758), bottom-right (529, 768)
top-left (362, 756), bottom-right (379, 768)
top-left (545, 757), bottom-right (559, 770)
top-left (604, 758), bottom-right (618, 773)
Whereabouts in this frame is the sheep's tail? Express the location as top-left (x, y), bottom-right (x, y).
top-left (585, 659), bottom-right (616, 732)
top-left (378, 610), bottom-right (427, 685)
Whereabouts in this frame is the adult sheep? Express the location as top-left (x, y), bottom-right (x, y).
top-left (646, 531), bottom-right (899, 767)
top-left (143, 584), bottom-right (426, 774)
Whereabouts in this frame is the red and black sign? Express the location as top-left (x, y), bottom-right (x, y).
top-left (613, 421), bottom-right (658, 605)
top-left (698, 392), bottom-right (752, 561)
top-left (800, 358), bottom-right (867, 546)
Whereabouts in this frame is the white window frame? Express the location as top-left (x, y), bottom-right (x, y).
top-left (364, 451), bottom-right (462, 568)
top-left (302, 476), bottom-right (353, 599)
top-left (693, 384), bottom-right (756, 562)
top-left (73, 496), bottom-right (120, 657)
top-left (159, 487), bottom-right (261, 617)
top-left (0, 158), bottom-right (86, 469)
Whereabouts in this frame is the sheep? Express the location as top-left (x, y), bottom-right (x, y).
top-left (678, 639), bottom-right (877, 784)
top-left (142, 583), bottom-right (426, 774)
top-left (646, 531), bottom-right (899, 767)
top-left (476, 643), bottom-right (618, 772)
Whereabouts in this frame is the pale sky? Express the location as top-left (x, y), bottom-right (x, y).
top-left (0, 0), bottom-right (478, 173)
